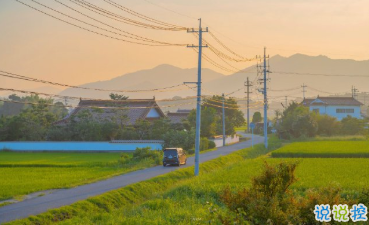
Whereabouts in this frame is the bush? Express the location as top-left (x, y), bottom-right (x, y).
top-left (118, 153), bottom-right (130, 164)
top-left (217, 161), bottom-right (356, 224)
top-left (208, 140), bottom-right (216, 149)
top-left (186, 149), bottom-right (195, 155)
top-left (132, 147), bottom-right (163, 165)
top-left (200, 137), bottom-right (209, 151)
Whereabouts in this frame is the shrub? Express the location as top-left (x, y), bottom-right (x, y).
top-left (208, 140), bottom-right (216, 149)
top-left (118, 153), bottom-right (130, 164)
top-left (200, 137), bottom-right (209, 151)
top-left (132, 147), bottom-right (163, 165)
top-left (186, 149), bottom-right (195, 155)
top-left (217, 161), bottom-right (356, 224)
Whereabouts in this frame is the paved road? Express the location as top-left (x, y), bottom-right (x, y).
top-left (0, 134), bottom-right (263, 223)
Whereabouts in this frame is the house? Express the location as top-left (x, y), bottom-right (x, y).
top-left (55, 98), bottom-right (166, 125)
top-left (302, 96), bottom-right (363, 121)
top-left (167, 109), bottom-right (192, 124)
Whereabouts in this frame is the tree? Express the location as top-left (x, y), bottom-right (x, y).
top-left (187, 107), bottom-right (218, 138)
top-left (316, 114), bottom-right (341, 136)
top-left (276, 102), bottom-right (318, 139)
top-left (341, 116), bottom-right (366, 135)
top-left (252, 112), bottom-right (262, 123)
top-left (203, 95), bottom-right (245, 136)
top-left (109, 93), bottom-right (129, 100)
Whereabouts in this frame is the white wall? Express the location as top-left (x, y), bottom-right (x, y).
top-left (210, 136), bottom-right (240, 147)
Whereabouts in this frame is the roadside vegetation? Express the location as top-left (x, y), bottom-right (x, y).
top-left (8, 135), bottom-right (369, 224)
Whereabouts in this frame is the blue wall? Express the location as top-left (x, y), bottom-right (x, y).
top-left (0, 141), bottom-right (164, 151)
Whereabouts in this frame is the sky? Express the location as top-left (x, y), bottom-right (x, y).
top-left (0, 0), bottom-right (368, 91)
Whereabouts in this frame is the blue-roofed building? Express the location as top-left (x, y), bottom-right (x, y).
top-left (302, 96), bottom-right (363, 121)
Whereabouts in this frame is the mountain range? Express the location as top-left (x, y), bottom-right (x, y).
top-left (59, 54), bottom-right (369, 103)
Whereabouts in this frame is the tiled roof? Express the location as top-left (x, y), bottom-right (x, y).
top-left (302, 97), bottom-right (363, 106)
top-left (167, 109), bottom-right (192, 124)
top-left (55, 99), bottom-right (165, 125)
top-left (301, 98), bottom-right (315, 106)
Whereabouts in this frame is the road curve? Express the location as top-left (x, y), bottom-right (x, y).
top-left (0, 134), bottom-right (264, 223)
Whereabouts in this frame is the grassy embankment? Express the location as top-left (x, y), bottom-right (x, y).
top-left (0, 152), bottom-right (157, 201)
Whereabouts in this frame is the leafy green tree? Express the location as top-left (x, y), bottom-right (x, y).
top-left (203, 95), bottom-right (245, 136)
top-left (276, 102), bottom-right (318, 139)
top-left (150, 118), bottom-right (171, 139)
top-left (341, 116), bottom-right (367, 135)
top-left (316, 114), bottom-right (341, 136)
top-left (252, 112), bottom-right (262, 123)
top-left (109, 93), bottom-right (129, 100)
top-left (162, 129), bottom-right (195, 150)
top-left (188, 107), bottom-right (218, 138)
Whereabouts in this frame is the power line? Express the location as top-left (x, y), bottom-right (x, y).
top-left (53, 0), bottom-right (181, 45)
top-left (102, 0), bottom-right (186, 29)
top-left (273, 71), bottom-right (369, 78)
top-left (15, 0), bottom-right (186, 46)
top-left (68, 0), bottom-right (184, 30)
top-left (0, 70), bottom-right (189, 93)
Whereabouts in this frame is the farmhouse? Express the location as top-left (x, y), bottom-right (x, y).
top-left (302, 96), bottom-right (363, 121)
top-left (167, 109), bottom-right (192, 124)
top-left (55, 98), bottom-right (166, 125)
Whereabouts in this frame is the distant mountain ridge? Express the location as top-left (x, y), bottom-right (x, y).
top-left (59, 54), bottom-right (369, 102)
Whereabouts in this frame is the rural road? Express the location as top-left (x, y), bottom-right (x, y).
top-left (0, 133), bottom-right (264, 223)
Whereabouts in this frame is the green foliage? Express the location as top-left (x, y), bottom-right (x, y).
top-left (316, 114), bottom-right (341, 136)
top-left (200, 137), bottom-right (209, 151)
top-left (188, 107), bottom-right (218, 138)
top-left (208, 140), bottom-right (216, 149)
top-left (162, 129), bottom-right (195, 150)
top-left (252, 111), bottom-right (262, 123)
top-left (341, 115), bottom-right (367, 135)
top-left (188, 96), bottom-right (245, 137)
top-left (109, 93), bottom-right (129, 100)
top-left (220, 161), bottom-right (299, 224)
top-left (272, 141), bottom-right (369, 158)
top-left (276, 102), bottom-right (318, 139)
top-left (132, 147), bottom-right (163, 165)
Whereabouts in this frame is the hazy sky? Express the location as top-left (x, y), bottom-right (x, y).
top-left (0, 0), bottom-right (368, 91)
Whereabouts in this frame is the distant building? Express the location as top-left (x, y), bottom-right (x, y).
top-left (167, 109), bottom-right (192, 124)
top-left (55, 98), bottom-right (166, 125)
top-left (302, 96), bottom-right (363, 121)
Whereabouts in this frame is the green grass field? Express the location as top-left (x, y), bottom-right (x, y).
top-left (41, 146), bottom-right (369, 224)
top-left (0, 152), bottom-right (156, 201)
top-left (272, 141), bottom-right (369, 158)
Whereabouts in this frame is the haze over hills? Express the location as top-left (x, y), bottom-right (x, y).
top-left (59, 64), bottom-right (225, 100)
top-left (59, 54), bottom-right (369, 104)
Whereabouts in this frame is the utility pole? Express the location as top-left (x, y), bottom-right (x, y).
top-left (222, 93), bottom-right (226, 147)
top-left (285, 96), bottom-right (288, 106)
top-left (302, 83), bottom-right (307, 99)
top-left (352, 86), bottom-right (359, 99)
top-left (186, 19), bottom-right (208, 176)
top-left (245, 77), bottom-right (252, 133)
top-left (257, 47), bottom-right (269, 149)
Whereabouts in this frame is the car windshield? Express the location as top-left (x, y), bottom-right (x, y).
top-left (164, 150), bottom-right (177, 157)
